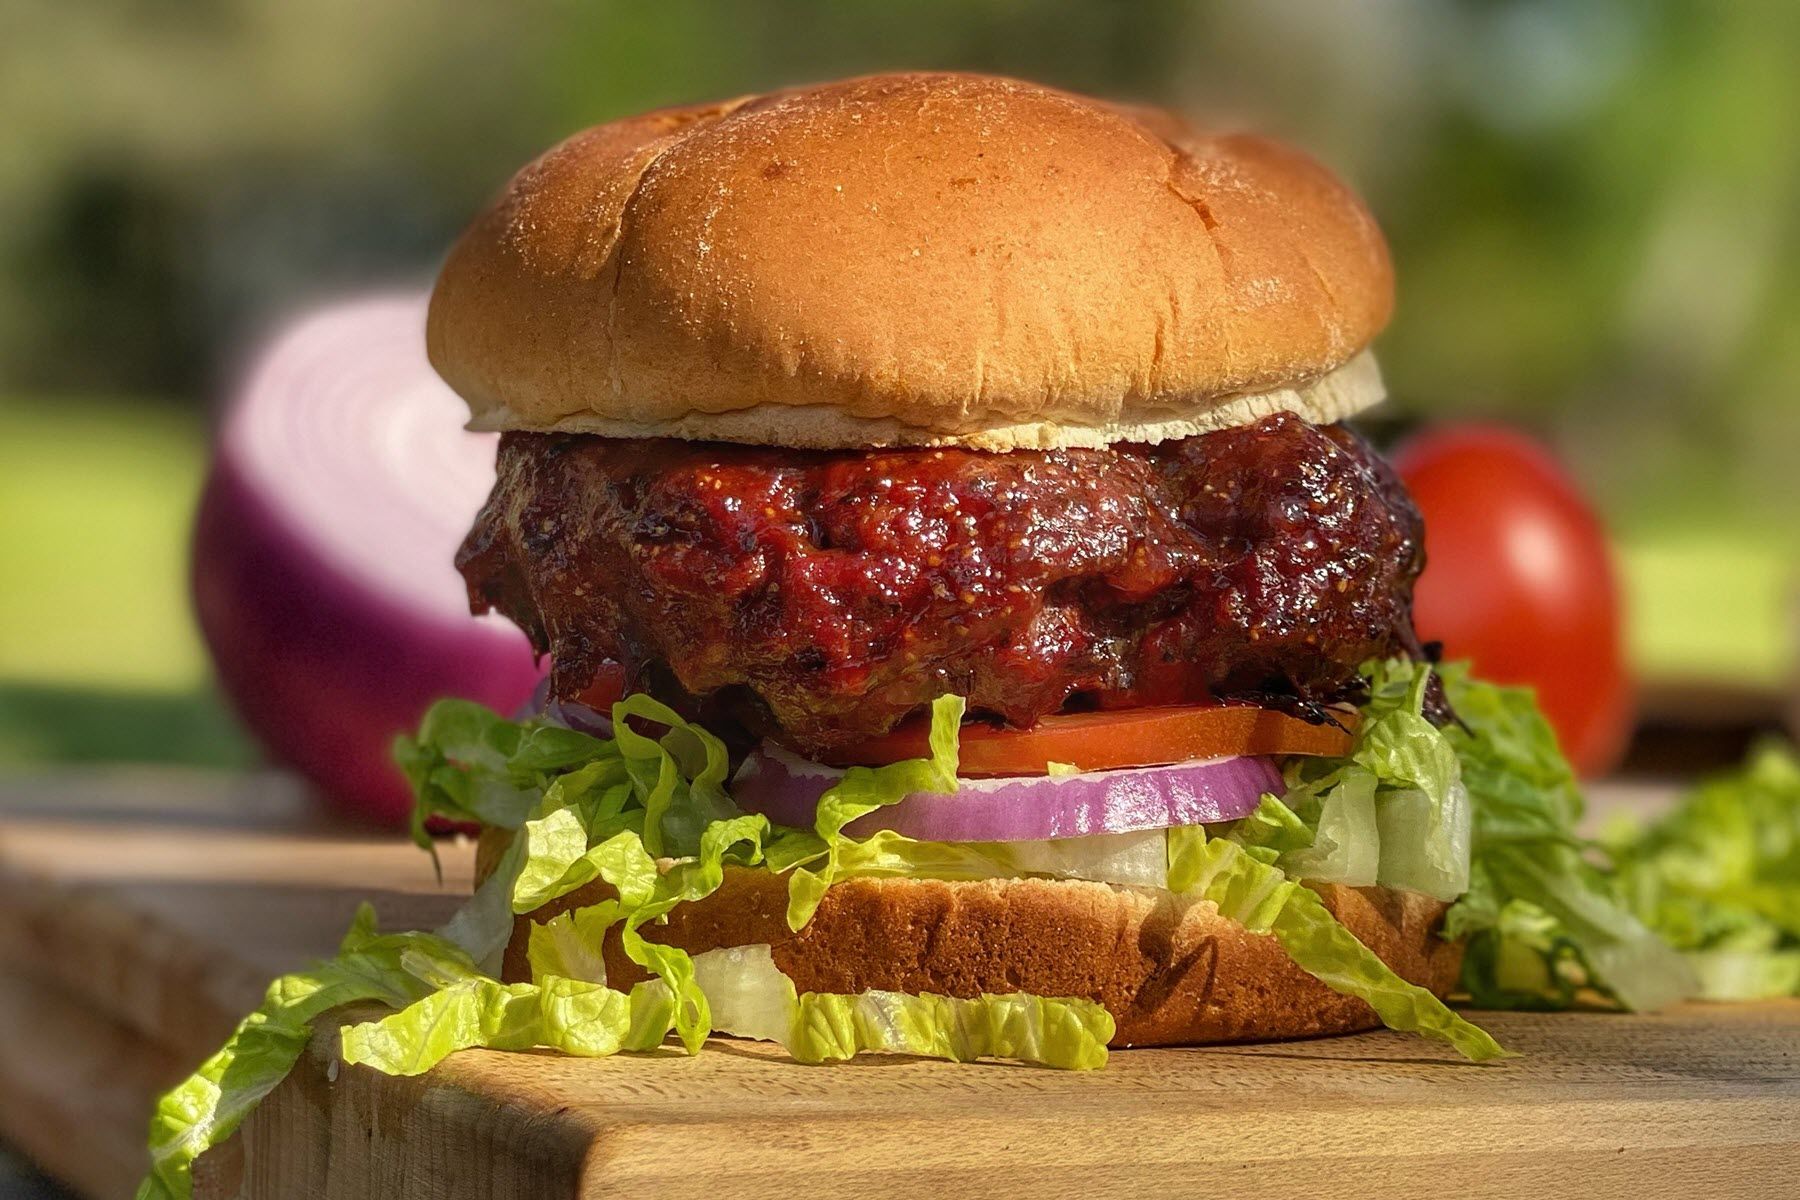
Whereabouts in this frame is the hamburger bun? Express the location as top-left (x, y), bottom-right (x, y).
top-left (429, 71), bottom-right (1394, 450)
top-left (480, 836), bottom-right (1462, 1047)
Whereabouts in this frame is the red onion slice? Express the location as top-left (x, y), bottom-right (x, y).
top-left (192, 293), bottom-right (542, 825)
top-left (731, 744), bottom-right (1283, 842)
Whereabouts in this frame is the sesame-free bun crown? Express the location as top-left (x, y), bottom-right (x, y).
top-left (429, 72), bottom-right (1394, 451)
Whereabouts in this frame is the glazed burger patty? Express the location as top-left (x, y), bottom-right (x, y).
top-left (459, 412), bottom-right (1430, 756)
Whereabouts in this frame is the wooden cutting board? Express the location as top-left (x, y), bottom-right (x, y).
top-left (1, 770), bottom-right (1797, 1200)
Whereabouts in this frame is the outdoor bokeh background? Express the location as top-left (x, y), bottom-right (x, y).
top-left (3, 0), bottom-right (1796, 773)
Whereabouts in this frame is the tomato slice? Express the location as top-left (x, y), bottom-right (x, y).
top-left (821, 703), bottom-right (1356, 776)
top-left (572, 662), bottom-right (628, 710)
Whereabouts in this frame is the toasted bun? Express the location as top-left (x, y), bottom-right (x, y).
top-left (489, 850), bottom-right (1461, 1048)
top-left (430, 72), bottom-right (1394, 451)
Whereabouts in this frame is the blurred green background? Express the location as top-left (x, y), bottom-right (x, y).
top-left (1, 0), bottom-right (1795, 769)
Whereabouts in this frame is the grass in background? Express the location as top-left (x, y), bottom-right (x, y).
top-left (0, 682), bottom-right (251, 767)
top-left (0, 395), bottom-right (252, 766)
top-left (1621, 534), bottom-right (1794, 689)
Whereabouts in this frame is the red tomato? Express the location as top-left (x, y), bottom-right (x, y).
top-left (1392, 424), bottom-right (1632, 777)
top-left (573, 662), bottom-right (628, 710)
top-left (822, 704), bottom-right (1356, 776)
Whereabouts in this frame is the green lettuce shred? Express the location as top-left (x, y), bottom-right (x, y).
top-left (1432, 661), bottom-right (1698, 1011)
top-left (393, 699), bottom-right (617, 854)
top-left (1232, 660), bottom-right (1468, 901)
top-left (1602, 740), bottom-right (1800, 1000)
top-left (1167, 826), bottom-right (1508, 1062)
top-left (591, 941), bottom-right (1115, 1069)
top-left (784, 694), bottom-right (970, 927)
top-left (340, 973), bottom-right (641, 1074)
top-left (346, 935), bottom-right (1114, 1077)
top-left (138, 906), bottom-right (474, 1200)
top-left (150, 664), bottom-right (1799, 1196)
top-left (526, 904), bottom-right (615, 984)
top-left (791, 989), bottom-right (1111, 1068)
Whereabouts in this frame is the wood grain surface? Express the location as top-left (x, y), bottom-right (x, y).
top-left (1, 769), bottom-right (1796, 1200)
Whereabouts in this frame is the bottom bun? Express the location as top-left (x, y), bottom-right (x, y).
top-left (495, 851), bottom-right (1464, 1047)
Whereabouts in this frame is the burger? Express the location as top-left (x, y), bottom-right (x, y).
top-left (434, 69), bottom-right (1480, 1052)
top-left (414, 70), bottom-right (1692, 1059)
top-left (147, 73), bottom-right (1704, 1195)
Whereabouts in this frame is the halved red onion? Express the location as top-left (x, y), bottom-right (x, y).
top-left (731, 743), bottom-right (1283, 842)
top-left (192, 293), bottom-right (543, 826)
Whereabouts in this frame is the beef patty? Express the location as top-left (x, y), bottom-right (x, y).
top-left (458, 413), bottom-right (1432, 756)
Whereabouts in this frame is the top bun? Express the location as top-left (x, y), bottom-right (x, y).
top-left (429, 72), bottom-right (1394, 451)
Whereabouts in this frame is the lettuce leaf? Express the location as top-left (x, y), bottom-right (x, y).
top-left (1269, 774), bottom-right (1378, 885)
top-left (609, 693), bottom-right (739, 857)
top-left (341, 975), bottom-right (639, 1073)
top-left (1235, 661), bottom-right (1468, 901)
top-left (1219, 660), bottom-right (1705, 1016)
top-left (402, 696), bottom-right (787, 1055)
top-left (689, 943), bottom-right (796, 1042)
top-left (1437, 662), bottom-right (1697, 1011)
top-left (967, 829), bottom-right (1170, 887)
top-left (438, 826), bottom-right (526, 973)
top-left (138, 906), bottom-right (474, 1200)
top-left (527, 904), bottom-right (617, 985)
top-left (1167, 826), bottom-right (1507, 1061)
top-left (419, 931), bottom-right (1114, 1070)
top-left (510, 815), bottom-right (774, 1054)
top-left (393, 699), bottom-right (617, 854)
top-left (620, 813), bottom-right (772, 1052)
top-left (622, 941), bottom-right (1114, 1068)
top-left (1602, 740), bottom-right (1800, 1000)
top-left (786, 694), bottom-right (965, 927)
top-left (791, 989), bottom-right (1112, 1068)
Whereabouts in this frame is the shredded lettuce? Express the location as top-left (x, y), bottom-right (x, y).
top-left (341, 975), bottom-right (636, 1074)
top-left (618, 813), bottom-right (772, 1052)
top-left (354, 934), bottom-right (1113, 1075)
top-left (1214, 658), bottom-right (1708, 1023)
top-left (609, 693), bottom-right (739, 857)
top-left (1236, 661), bottom-right (1469, 901)
top-left (605, 942), bottom-right (1114, 1069)
top-left (438, 827), bottom-right (526, 973)
top-left (791, 989), bottom-right (1112, 1068)
top-left (526, 904), bottom-right (615, 985)
top-left (785, 694), bottom-right (968, 927)
top-left (510, 810), bottom-right (774, 1053)
top-left (1601, 740), bottom-right (1800, 1000)
top-left (393, 699), bottom-right (617, 854)
top-left (138, 906), bottom-right (473, 1200)
top-left (971, 829), bottom-right (1170, 887)
top-left (1167, 825), bottom-right (1508, 1061)
top-left (152, 665), bottom-right (1797, 1196)
top-left (1433, 661), bottom-right (1698, 1011)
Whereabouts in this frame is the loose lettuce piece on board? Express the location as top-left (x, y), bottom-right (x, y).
top-left (138, 906), bottom-right (475, 1200)
top-left (1603, 740), bottom-right (1800, 1000)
